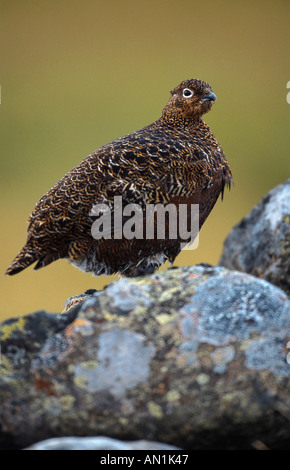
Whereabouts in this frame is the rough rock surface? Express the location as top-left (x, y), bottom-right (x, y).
top-left (219, 179), bottom-right (290, 296)
top-left (1, 265), bottom-right (290, 450)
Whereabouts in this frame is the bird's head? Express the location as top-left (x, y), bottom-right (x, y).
top-left (162, 79), bottom-right (217, 126)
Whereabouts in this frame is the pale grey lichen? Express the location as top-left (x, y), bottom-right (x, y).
top-left (180, 271), bottom-right (290, 345)
top-left (74, 329), bottom-right (155, 398)
top-left (245, 336), bottom-right (290, 377)
top-left (106, 280), bottom-right (153, 312)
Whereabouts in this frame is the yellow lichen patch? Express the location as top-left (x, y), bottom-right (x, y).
top-left (78, 360), bottom-right (98, 370)
top-left (59, 394), bottom-right (75, 410)
top-left (0, 316), bottom-right (26, 341)
top-left (119, 417), bottom-right (129, 426)
top-left (158, 287), bottom-right (180, 303)
top-left (0, 355), bottom-right (14, 376)
top-left (156, 313), bottom-right (175, 325)
top-left (132, 305), bottom-right (148, 317)
top-left (240, 339), bottom-right (253, 351)
top-left (131, 278), bottom-right (153, 287)
top-left (103, 311), bottom-right (119, 322)
top-left (74, 374), bottom-right (89, 390)
top-left (147, 401), bottom-right (163, 419)
top-left (196, 373), bottom-right (210, 386)
top-left (166, 389), bottom-right (181, 402)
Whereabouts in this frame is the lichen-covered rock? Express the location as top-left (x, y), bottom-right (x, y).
top-left (1, 266), bottom-right (290, 450)
top-left (219, 179), bottom-right (290, 295)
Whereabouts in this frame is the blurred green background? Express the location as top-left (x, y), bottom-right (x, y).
top-left (1, 0), bottom-right (289, 321)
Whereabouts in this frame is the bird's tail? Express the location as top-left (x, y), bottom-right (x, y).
top-left (5, 244), bottom-right (39, 276)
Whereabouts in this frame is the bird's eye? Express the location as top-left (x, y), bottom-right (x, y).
top-left (183, 88), bottom-right (194, 98)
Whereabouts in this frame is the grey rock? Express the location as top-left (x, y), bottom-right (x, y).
top-left (26, 436), bottom-right (180, 450)
top-left (219, 179), bottom-right (290, 295)
top-left (1, 266), bottom-right (290, 450)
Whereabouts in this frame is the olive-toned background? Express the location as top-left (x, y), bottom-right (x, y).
top-left (1, 0), bottom-right (289, 320)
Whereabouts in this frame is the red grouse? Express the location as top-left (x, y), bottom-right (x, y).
top-left (6, 79), bottom-right (232, 277)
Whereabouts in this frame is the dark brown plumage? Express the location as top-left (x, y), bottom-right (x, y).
top-left (6, 79), bottom-right (232, 277)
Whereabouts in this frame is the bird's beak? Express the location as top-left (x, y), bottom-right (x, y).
top-left (203, 92), bottom-right (217, 102)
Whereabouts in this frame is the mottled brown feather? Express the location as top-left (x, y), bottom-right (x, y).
top-left (6, 79), bottom-right (232, 277)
